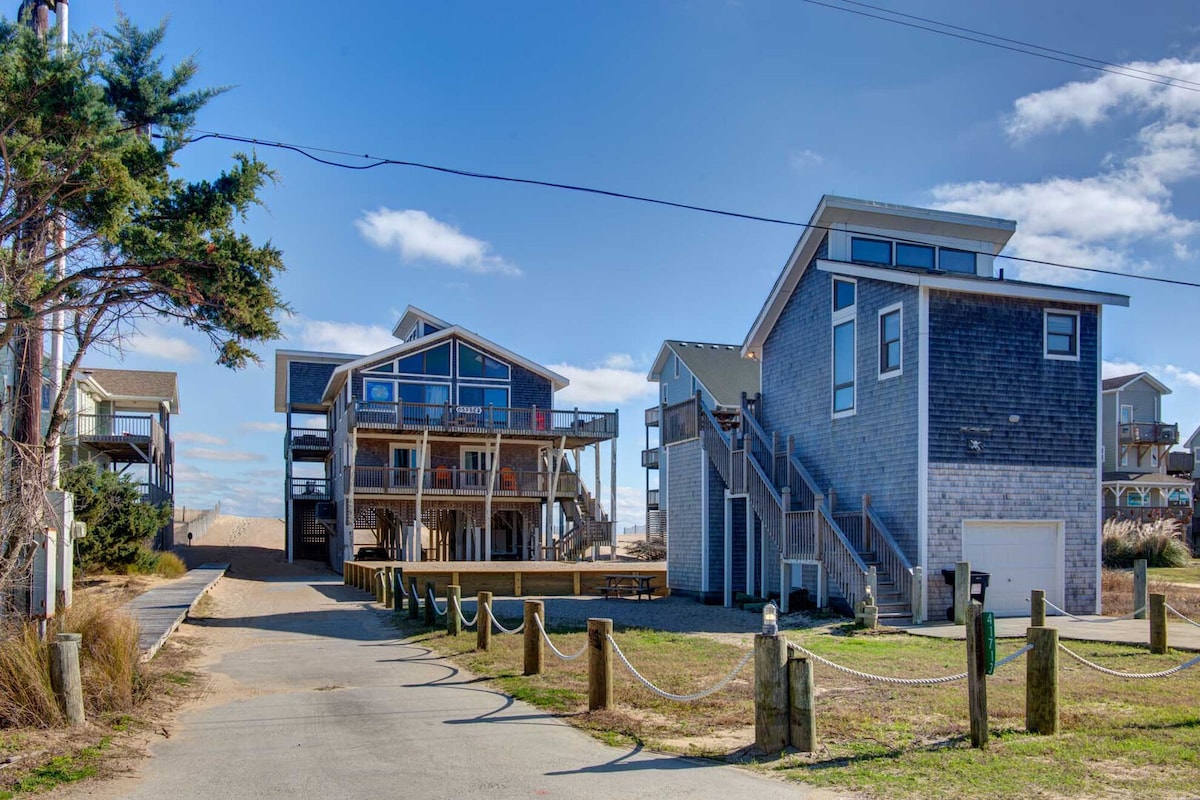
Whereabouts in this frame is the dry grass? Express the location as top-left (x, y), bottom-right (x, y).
top-left (1103, 567), bottom-right (1200, 619)
top-left (149, 552), bottom-right (187, 579)
top-left (394, 613), bottom-right (1200, 799)
top-left (0, 596), bottom-right (141, 729)
top-left (1102, 518), bottom-right (1190, 568)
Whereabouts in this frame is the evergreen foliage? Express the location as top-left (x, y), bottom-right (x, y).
top-left (61, 463), bottom-right (170, 572)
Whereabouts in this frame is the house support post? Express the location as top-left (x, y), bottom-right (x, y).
top-left (746, 497), bottom-right (756, 597)
top-left (346, 429), bottom-right (358, 566)
top-left (610, 434), bottom-right (617, 558)
top-left (413, 430), bottom-right (429, 561)
top-left (484, 433), bottom-right (500, 561)
top-left (545, 436), bottom-right (567, 560)
top-left (723, 490), bottom-right (733, 608)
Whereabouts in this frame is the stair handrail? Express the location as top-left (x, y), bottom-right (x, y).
top-left (816, 502), bottom-right (871, 608)
top-left (699, 404), bottom-right (734, 487)
top-left (864, 506), bottom-right (913, 574)
top-left (786, 453), bottom-right (822, 511)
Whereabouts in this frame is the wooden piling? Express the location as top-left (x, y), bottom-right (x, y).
top-left (424, 581), bottom-right (436, 626)
top-left (524, 600), bottom-right (544, 676)
top-left (1030, 589), bottom-right (1045, 627)
top-left (1026, 627), bottom-right (1059, 735)
top-left (447, 585), bottom-right (462, 636)
top-left (49, 633), bottom-right (84, 726)
top-left (966, 602), bottom-right (988, 749)
top-left (477, 591), bottom-right (493, 651)
top-left (754, 634), bottom-right (789, 754)
top-left (788, 653), bottom-right (816, 752)
top-left (954, 561), bottom-right (970, 625)
top-left (408, 578), bottom-right (420, 620)
top-left (393, 569), bottom-right (405, 616)
top-left (382, 567), bottom-right (393, 608)
top-left (587, 618), bottom-right (613, 711)
top-left (1133, 559), bottom-right (1148, 620)
top-left (1150, 592), bottom-right (1167, 654)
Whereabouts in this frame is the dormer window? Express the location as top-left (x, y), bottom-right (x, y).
top-left (896, 243), bottom-right (934, 269)
top-left (939, 248), bottom-right (977, 274)
top-left (850, 236), bottom-right (978, 274)
top-left (851, 237), bottom-right (891, 265)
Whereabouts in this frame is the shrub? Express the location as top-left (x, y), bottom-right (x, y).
top-left (62, 463), bottom-right (172, 572)
top-left (1102, 518), bottom-right (1190, 569)
top-left (126, 550), bottom-right (186, 578)
top-left (0, 597), bottom-right (142, 728)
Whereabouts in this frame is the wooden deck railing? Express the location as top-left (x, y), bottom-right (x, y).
top-left (817, 504), bottom-right (870, 610)
top-left (646, 488), bottom-right (659, 510)
top-left (641, 448), bottom-right (660, 468)
top-left (348, 466), bottom-right (578, 497)
top-left (289, 428), bottom-right (331, 451)
top-left (644, 405), bottom-right (661, 427)
top-left (77, 413), bottom-right (160, 441)
top-left (348, 402), bottom-right (617, 440)
top-left (1118, 422), bottom-right (1179, 445)
top-left (661, 397), bottom-right (698, 445)
top-left (1103, 506), bottom-right (1193, 524)
top-left (699, 404), bottom-right (733, 487)
top-left (290, 477), bottom-right (332, 500)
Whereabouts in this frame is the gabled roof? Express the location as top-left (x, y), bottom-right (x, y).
top-left (320, 325), bottom-right (569, 404)
top-left (647, 341), bottom-right (760, 408)
top-left (1102, 471), bottom-right (1194, 488)
top-left (79, 368), bottom-right (179, 412)
top-left (391, 305), bottom-right (453, 340)
top-left (1185, 424), bottom-right (1200, 452)
top-left (1102, 372), bottom-right (1172, 395)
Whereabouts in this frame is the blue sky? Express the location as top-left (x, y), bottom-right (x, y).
top-left (58, 1), bottom-right (1200, 523)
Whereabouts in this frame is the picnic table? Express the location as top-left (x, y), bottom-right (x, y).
top-left (597, 573), bottom-right (655, 600)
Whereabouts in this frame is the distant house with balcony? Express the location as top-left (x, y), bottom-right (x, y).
top-left (1101, 372), bottom-right (1191, 526)
top-left (644, 341), bottom-right (759, 601)
top-left (653, 195), bottom-right (1129, 619)
top-left (274, 306), bottom-right (618, 568)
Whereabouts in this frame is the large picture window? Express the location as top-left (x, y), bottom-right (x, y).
top-left (397, 343), bottom-right (450, 376)
top-left (458, 343), bottom-right (510, 379)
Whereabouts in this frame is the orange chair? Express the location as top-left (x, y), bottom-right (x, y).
top-left (499, 466), bottom-right (518, 492)
top-left (433, 465), bottom-right (453, 489)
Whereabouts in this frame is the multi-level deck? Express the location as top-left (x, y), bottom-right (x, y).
top-left (76, 412), bottom-right (173, 506)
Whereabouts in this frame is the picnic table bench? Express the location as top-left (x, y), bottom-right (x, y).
top-left (597, 573), bottom-right (655, 600)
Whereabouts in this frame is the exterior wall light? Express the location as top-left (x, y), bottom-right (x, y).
top-left (762, 601), bottom-right (778, 636)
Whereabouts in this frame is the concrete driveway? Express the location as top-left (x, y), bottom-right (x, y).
top-left (61, 545), bottom-right (833, 799)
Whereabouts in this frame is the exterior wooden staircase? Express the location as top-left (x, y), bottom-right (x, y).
top-left (696, 399), bottom-right (921, 622)
top-left (557, 460), bottom-right (613, 560)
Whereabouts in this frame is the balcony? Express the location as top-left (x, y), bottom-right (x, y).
top-left (289, 427), bottom-right (332, 457)
top-left (642, 448), bottom-right (660, 469)
top-left (77, 413), bottom-right (166, 462)
top-left (346, 466), bottom-right (579, 498)
top-left (1119, 422), bottom-right (1179, 446)
top-left (290, 476), bottom-right (332, 501)
top-left (645, 405), bottom-right (661, 427)
top-left (347, 402), bottom-right (617, 446)
top-left (646, 488), bottom-right (659, 510)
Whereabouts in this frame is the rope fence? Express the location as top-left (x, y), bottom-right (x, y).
top-left (452, 595), bottom-right (478, 628)
top-left (483, 603), bottom-right (525, 634)
top-left (533, 613), bottom-right (587, 661)
top-left (426, 586), bottom-right (447, 618)
top-left (1166, 604), bottom-right (1200, 629)
top-left (1058, 643), bottom-right (1200, 679)
top-left (607, 634), bottom-right (753, 701)
top-left (1042, 598), bottom-right (1144, 623)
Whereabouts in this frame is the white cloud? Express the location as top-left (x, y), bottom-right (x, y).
top-left (175, 463), bottom-right (283, 518)
top-left (287, 317), bottom-right (395, 355)
top-left (175, 431), bottom-right (228, 445)
top-left (548, 355), bottom-right (655, 406)
top-left (182, 447), bottom-right (265, 463)
top-left (356, 208), bottom-right (521, 276)
top-left (789, 149), bottom-right (824, 170)
top-left (1103, 360), bottom-right (1200, 390)
top-left (241, 421), bottom-right (286, 433)
top-left (126, 332), bottom-right (199, 362)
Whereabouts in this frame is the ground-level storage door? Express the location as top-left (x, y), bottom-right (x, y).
top-left (962, 521), bottom-right (1063, 616)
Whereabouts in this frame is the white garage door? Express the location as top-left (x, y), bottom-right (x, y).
top-left (962, 521), bottom-right (1063, 617)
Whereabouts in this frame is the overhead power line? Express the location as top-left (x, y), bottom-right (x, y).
top-left (798, 0), bottom-right (1200, 94)
top-left (177, 129), bottom-right (1200, 290)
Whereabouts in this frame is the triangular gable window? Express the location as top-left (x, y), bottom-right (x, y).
top-left (397, 343), bottom-right (451, 376)
top-left (458, 343), bottom-right (510, 380)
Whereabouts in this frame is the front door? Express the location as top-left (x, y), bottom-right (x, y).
top-left (391, 445), bottom-right (418, 488)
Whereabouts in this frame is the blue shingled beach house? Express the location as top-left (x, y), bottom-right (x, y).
top-left (650, 196), bottom-right (1128, 620)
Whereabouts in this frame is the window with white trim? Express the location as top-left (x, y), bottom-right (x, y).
top-left (878, 303), bottom-right (902, 378)
top-left (1044, 310), bottom-right (1079, 360)
top-left (832, 278), bottom-right (856, 416)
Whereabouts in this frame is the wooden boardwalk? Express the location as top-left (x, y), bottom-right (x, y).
top-left (344, 560), bottom-right (667, 599)
top-left (122, 563), bottom-right (229, 661)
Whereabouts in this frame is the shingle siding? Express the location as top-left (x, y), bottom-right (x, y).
top-left (511, 364), bottom-right (553, 410)
top-left (928, 293), bottom-right (1098, 468)
top-left (927, 463), bottom-right (1097, 615)
top-left (289, 362), bottom-right (338, 407)
top-left (666, 440), bottom-right (702, 596)
top-left (760, 257), bottom-right (920, 560)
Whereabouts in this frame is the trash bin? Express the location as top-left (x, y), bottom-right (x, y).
top-left (941, 568), bottom-right (991, 621)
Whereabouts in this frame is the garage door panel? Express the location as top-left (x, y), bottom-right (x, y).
top-left (963, 522), bottom-right (1062, 617)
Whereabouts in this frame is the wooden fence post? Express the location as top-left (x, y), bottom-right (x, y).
top-left (393, 569), bottom-right (405, 616)
top-left (1149, 592), bottom-right (1167, 654)
top-left (1133, 559), bottom-right (1148, 620)
top-left (954, 561), bottom-right (971, 625)
top-left (588, 618), bottom-right (613, 711)
top-left (1030, 589), bottom-right (1045, 628)
top-left (754, 633), bottom-right (789, 754)
top-left (375, 569), bottom-right (385, 604)
top-left (477, 591), bottom-right (493, 651)
top-left (424, 581), bottom-right (436, 626)
top-left (788, 653), bottom-right (815, 752)
top-left (966, 602), bottom-right (988, 749)
top-left (408, 579), bottom-right (420, 620)
top-left (524, 600), bottom-right (544, 676)
top-left (1026, 627), bottom-right (1059, 735)
top-left (49, 633), bottom-right (84, 726)
top-left (382, 567), bottom-right (393, 608)
top-left (447, 585), bottom-right (462, 636)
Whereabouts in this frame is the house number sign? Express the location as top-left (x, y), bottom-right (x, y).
top-left (456, 405), bottom-right (483, 414)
